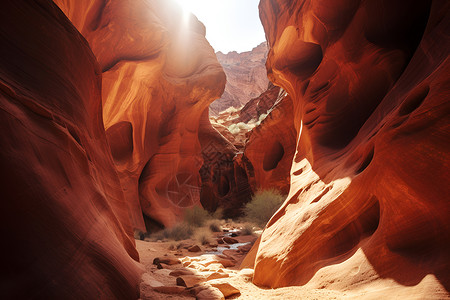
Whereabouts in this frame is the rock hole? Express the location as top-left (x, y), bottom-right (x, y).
top-left (311, 186), bottom-right (332, 203)
top-left (390, 117), bottom-right (407, 129)
top-left (217, 175), bottom-right (231, 197)
top-left (398, 85), bottom-right (429, 116)
top-left (324, 196), bottom-right (380, 259)
top-left (106, 121), bottom-right (133, 162)
top-left (356, 146), bottom-right (374, 174)
top-left (263, 141), bottom-right (285, 171)
top-left (293, 168), bottom-right (303, 176)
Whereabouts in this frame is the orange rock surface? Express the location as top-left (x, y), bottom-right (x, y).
top-left (54, 0), bottom-right (230, 229)
top-left (242, 93), bottom-right (296, 195)
top-left (0, 1), bottom-right (141, 298)
top-left (252, 0), bottom-right (450, 296)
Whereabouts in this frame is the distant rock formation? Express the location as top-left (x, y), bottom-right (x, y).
top-left (248, 0), bottom-right (450, 297)
top-left (210, 42), bottom-right (270, 115)
top-left (0, 1), bottom-right (141, 298)
top-left (211, 82), bottom-right (295, 196)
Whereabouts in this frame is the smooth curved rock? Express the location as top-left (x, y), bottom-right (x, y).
top-left (54, 0), bottom-right (234, 229)
top-left (0, 1), bottom-right (141, 298)
top-left (254, 0), bottom-right (450, 296)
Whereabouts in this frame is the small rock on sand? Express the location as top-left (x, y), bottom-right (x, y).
top-left (188, 245), bottom-right (202, 252)
top-left (153, 256), bottom-right (181, 265)
top-left (196, 287), bottom-right (225, 300)
top-left (223, 237), bottom-right (239, 244)
top-left (206, 272), bottom-right (229, 281)
top-left (169, 269), bottom-right (196, 276)
top-left (208, 281), bottom-right (240, 297)
top-left (176, 275), bottom-right (206, 288)
top-left (153, 285), bottom-right (186, 294)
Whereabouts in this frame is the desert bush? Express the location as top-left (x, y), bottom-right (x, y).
top-left (210, 207), bottom-right (223, 220)
top-left (166, 222), bottom-right (193, 241)
top-left (148, 222), bottom-right (193, 241)
top-left (207, 219), bottom-right (222, 232)
top-left (184, 206), bottom-right (210, 227)
top-left (244, 189), bottom-right (285, 226)
top-left (148, 230), bottom-right (165, 241)
top-left (240, 223), bottom-right (254, 236)
top-left (194, 227), bottom-right (213, 245)
top-left (133, 229), bottom-right (145, 240)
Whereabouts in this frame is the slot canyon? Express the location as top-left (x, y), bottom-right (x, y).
top-left (0, 0), bottom-right (448, 299)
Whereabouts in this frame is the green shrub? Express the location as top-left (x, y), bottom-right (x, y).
top-left (244, 189), bottom-right (285, 226)
top-left (184, 206), bottom-right (210, 227)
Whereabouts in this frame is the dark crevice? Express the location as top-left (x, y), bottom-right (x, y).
top-left (356, 146), bottom-right (374, 174)
top-left (263, 141), bottom-right (285, 171)
top-left (398, 85), bottom-right (429, 116)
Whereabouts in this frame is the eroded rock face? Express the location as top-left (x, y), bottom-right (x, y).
top-left (0, 1), bottom-right (141, 298)
top-left (211, 42), bottom-right (270, 115)
top-left (253, 0), bottom-right (450, 294)
top-left (55, 0), bottom-right (231, 229)
top-left (242, 93), bottom-right (296, 195)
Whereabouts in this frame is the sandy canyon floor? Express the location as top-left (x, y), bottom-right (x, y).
top-left (135, 225), bottom-right (438, 300)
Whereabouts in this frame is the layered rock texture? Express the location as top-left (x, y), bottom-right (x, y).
top-left (210, 42), bottom-right (270, 115)
top-left (54, 0), bottom-right (243, 229)
top-left (0, 1), bottom-right (141, 298)
top-left (249, 0), bottom-right (450, 296)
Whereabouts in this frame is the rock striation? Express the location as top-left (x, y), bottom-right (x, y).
top-left (251, 0), bottom-right (450, 296)
top-left (54, 0), bottom-right (242, 229)
top-left (0, 1), bottom-right (141, 298)
top-left (211, 42), bottom-right (270, 115)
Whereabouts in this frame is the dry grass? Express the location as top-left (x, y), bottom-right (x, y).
top-left (184, 206), bottom-right (210, 227)
top-left (240, 223), bottom-right (254, 236)
top-left (244, 189), bottom-right (286, 227)
top-left (194, 227), bottom-right (213, 245)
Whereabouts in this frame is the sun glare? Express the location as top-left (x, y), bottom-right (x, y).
top-left (173, 0), bottom-right (202, 14)
top-left (171, 0), bottom-right (266, 54)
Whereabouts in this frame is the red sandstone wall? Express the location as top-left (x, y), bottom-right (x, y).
top-left (252, 0), bottom-right (450, 295)
top-left (0, 1), bottom-right (141, 298)
top-left (54, 0), bottom-right (236, 230)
